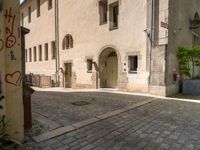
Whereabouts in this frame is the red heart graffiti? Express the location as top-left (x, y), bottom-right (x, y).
top-left (5, 71), bottom-right (21, 86)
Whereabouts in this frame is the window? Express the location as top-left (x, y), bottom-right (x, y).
top-left (109, 2), bottom-right (119, 30)
top-left (193, 35), bottom-right (200, 47)
top-left (99, 0), bottom-right (107, 25)
top-left (28, 6), bottom-right (31, 23)
top-left (29, 48), bottom-right (32, 62)
top-left (51, 41), bottom-right (56, 59)
top-left (87, 59), bottom-right (93, 73)
top-left (25, 49), bottom-right (27, 62)
top-left (48, 0), bottom-right (53, 10)
top-left (45, 43), bottom-right (48, 60)
top-left (39, 45), bottom-right (42, 61)
top-left (62, 34), bottom-right (73, 50)
top-left (33, 46), bottom-right (37, 61)
top-left (129, 56), bottom-right (138, 73)
top-left (21, 13), bottom-right (24, 26)
top-left (37, 0), bottom-right (40, 17)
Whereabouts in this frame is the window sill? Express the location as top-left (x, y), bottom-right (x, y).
top-left (109, 27), bottom-right (118, 31)
top-left (129, 71), bottom-right (138, 74)
top-left (48, 7), bottom-right (52, 10)
top-left (87, 70), bottom-right (92, 73)
top-left (100, 22), bottom-right (107, 26)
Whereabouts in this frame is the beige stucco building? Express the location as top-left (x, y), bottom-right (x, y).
top-left (20, 0), bottom-right (200, 96)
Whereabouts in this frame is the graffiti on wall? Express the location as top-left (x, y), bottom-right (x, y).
top-left (0, 7), bottom-right (22, 87)
top-left (5, 71), bottom-right (21, 87)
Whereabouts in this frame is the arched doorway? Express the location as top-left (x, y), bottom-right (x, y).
top-left (99, 48), bottom-right (118, 88)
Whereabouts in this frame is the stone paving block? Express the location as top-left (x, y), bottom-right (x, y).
top-left (33, 125), bottom-right (76, 142)
top-left (61, 137), bottom-right (76, 145)
top-left (80, 144), bottom-right (95, 150)
top-left (25, 95), bottom-right (200, 150)
top-left (33, 112), bottom-right (62, 130)
top-left (72, 118), bottom-right (99, 128)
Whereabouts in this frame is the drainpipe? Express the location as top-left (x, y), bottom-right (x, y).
top-left (148, 0), bottom-right (155, 93)
top-left (55, 0), bottom-right (60, 86)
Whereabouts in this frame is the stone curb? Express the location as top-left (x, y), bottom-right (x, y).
top-left (32, 98), bottom-right (156, 143)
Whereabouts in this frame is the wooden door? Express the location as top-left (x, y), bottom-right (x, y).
top-left (65, 63), bottom-right (72, 88)
top-left (106, 56), bottom-right (118, 88)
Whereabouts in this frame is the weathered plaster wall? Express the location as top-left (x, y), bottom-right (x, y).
top-left (149, 0), bottom-right (169, 96)
top-left (0, 0), bottom-right (24, 141)
top-left (21, 0), bottom-right (56, 77)
top-left (59, 0), bottom-right (149, 92)
top-left (166, 0), bottom-right (200, 96)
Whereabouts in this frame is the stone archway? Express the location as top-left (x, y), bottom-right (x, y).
top-left (99, 47), bottom-right (118, 88)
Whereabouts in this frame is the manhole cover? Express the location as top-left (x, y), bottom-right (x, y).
top-left (71, 101), bottom-right (91, 106)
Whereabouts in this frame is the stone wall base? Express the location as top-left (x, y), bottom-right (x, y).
top-left (149, 84), bottom-right (179, 96)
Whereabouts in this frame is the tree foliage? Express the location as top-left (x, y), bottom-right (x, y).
top-left (177, 46), bottom-right (200, 79)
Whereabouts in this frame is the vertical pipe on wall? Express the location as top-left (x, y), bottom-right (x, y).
top-left (55, 0), bottom-right (60, 86)
top-left (148, 0), bottom-right (155, 92)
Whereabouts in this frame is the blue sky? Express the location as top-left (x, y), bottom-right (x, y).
top-left (20, 0), bottom-right (24, 4)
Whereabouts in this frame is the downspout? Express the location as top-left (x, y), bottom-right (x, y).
top-left (148, 0), bottom-right (155, 93)
top-left (55, 0), bottom-right (60, 86)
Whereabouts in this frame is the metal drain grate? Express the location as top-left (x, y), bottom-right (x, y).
top-left (71, 101), bottom-right (91, 106)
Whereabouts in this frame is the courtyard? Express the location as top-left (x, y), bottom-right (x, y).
top-left (23, 89), bottom-right (200, 150)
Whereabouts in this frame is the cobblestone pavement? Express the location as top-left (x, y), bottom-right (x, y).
top-left (25, 97), bottom-right (200, 150)
top-left (31, 91), bottom-right (151, 129)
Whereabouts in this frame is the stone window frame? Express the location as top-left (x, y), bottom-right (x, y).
top-left (48, 0), bottom-right (53, 10)
top-left (99, 0), bottom-right (108, 25)
top-left (62, 34), bottom-right (74, 50)
top-left (39, 45), bottom-right (42, 61)
top-left (33, 46), bottom-right (37, 62)
top-left (37, 0), bottom-right (41, 17)
top-left (44, 43), bottom-right (49, 61)
top-left (109, 1), bottom-right (119, 30)
top-left (51, 41), bottom-right (56, 59)
top-left (29, 48), bottom-right (32, 62)
top-left (125, 52), bottom-right (142, 74)
top-left (25, 49), bottom-right (27, 62)
top-left (21, 13), bottom-right (24, 26)
top-left (85, 56), bottom-right (94, 73)
top-left (28, 6), bottom-right (31, 23)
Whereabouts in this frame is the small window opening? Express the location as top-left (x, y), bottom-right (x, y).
top-left (87, 59), bottom-right (93, 73)
top-left (129, 56), bottom-right (138, 73)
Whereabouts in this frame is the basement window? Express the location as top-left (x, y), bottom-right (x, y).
top-left (109, 1), bottom-right (119, 30)
top-left (99, 0), bottom-right (108, 25)
top-left (87, 59), bottom-right (93, 73)
top-left (129, 56), bottom-right (138, 73)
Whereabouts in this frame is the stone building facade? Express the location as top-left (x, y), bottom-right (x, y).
top-left (20, 0), bottom-right (200, 96)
